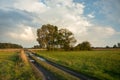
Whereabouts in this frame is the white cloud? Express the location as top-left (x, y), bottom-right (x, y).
top-left (91, 26), bottom-right (115, 37)
top-left (8, 25), bottom-right (36, 41)
top-left (32, 0), bottom-right (90, 35)
top-left (87, 14), bottom-right (95, 18)
top-left (94, 0), bottom-right (120, 24)
top-left (75, 25), bottom-right (117, 47)
top-left (0, 0), bottom-right (120, 47)
top-left (14, 0), bottom-right (48, 13)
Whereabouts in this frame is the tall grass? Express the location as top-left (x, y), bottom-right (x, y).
top-left (36, 50), bottom-right (120, 80)
top-left (0, 50), bottom-right (36, 80)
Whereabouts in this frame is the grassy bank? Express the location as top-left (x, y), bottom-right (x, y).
top-left (0, 50), bottom-right (36, 80)
top-left (35, 50), bottom-right (120, 80)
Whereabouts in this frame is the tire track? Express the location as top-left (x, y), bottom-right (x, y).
top-left (26, 51), bottom-right (59, 80)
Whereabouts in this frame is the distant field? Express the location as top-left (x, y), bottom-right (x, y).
top-left (0, 50), bottom-right (36, 80)
top-left (36, 50), bottom-right (120, 80)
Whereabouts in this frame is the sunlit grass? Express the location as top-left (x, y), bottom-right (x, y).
top-left (0, 50), bottom-right (36, 80)
top-left (36, 50), bottom-right (120, 80)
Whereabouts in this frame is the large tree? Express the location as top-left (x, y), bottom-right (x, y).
top-left (58, 28), bottom-right (76, 50)
top-left (37, 24), bottom-right (76, 50)
top-left (37, 24), bottom-right (58, 50)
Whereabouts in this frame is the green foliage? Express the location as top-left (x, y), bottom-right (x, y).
top-left (58, 29), bottom-right (76, 51)
top-left (113, 44), bottom-right (117, 48)
top-left (118, 43), bottom-right (120, 48)
top-left (0, 51), bottom-right (36, 80)
top-left (37, 24), bottom-right (58, 49)
top-left (0, 43), bottom-right (22, 49)
top-left (36, 24), bottom-right (76, 51)
top-left (36, 50), bottom-right (120, 80)
top-left (75, 41), bottom-right (92, 51)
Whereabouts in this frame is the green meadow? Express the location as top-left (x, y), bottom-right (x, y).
top-left (0, 50), bottom-right (36, 80)
top-left (36, 50), bottom-right (120, 80)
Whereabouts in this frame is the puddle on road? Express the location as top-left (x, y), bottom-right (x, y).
top-left (37, 56), bottom-right (46, 61)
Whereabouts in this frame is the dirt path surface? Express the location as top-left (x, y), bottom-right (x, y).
top-left (26, 51), bottom-right (59, 80)
top-left (32, 61), bottom-right (57, 80)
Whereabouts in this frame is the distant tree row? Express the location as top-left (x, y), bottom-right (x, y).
top-left (0, 43), bottom-right (23, 49)
top-left (36, 24), bottom-right (91, 51)
top-left (106, 43), bottom-right (120, 48)
top-left (33, 45), bottom-right (41, 48)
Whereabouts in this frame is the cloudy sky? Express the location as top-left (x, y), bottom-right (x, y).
top-left (0, 0), bottom-right (120, 47)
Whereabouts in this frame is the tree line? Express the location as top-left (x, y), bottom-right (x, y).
top-left (106, 43), bottom-right (120, 48)
top-left (0, 43), bottom-right (23, 49)
top-left (36, 24), bottom-right (91, 51)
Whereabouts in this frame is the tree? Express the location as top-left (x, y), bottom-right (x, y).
top-left (106, 46), bottom-right (110, 48)
top-left (36, 24), bottom-right (77, 51)
top-left (58, 28), bottom-right (76, 50)
top-left (37, 24), bottom-right (58, 50)
top-left (117, 43), bottom-right (120, 48)
top-left (113, 44), bottom-right (117, 48)
top-left (75, 41), bottom-right (92, 50)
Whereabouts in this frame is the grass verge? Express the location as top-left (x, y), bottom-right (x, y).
top-left (0, 50), bottom-right (36, 80)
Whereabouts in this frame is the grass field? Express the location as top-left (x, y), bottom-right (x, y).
top-left (36, 50), bottom-right (120, 80)
top-left (0, 50), bottom-right (36, 80)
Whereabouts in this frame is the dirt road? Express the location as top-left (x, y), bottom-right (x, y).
top-left (26, 52), bottom-right (59, 80)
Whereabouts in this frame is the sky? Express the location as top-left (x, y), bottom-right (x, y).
top-left (0, 0), bottom-right (120, 48)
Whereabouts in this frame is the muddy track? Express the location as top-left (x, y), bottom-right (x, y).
top-left (31, 61), bottom-right (57, 80)
top-left (26, 52), bottom-right (58, 80)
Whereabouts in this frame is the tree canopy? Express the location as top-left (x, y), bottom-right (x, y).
top-left (37, 24), bottom-right (76, 50)
top-left (58, 28), bottom-right (76, 50)
top-left (75, 41), bottom-right (92, 50)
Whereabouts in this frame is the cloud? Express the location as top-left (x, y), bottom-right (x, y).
top-left (87, 13), bottom-right (95, 18)
top-left (94, 0), bottom-right (120, 25)
top-left (0, 0), bottom-right (120, 47)
top-left (7, 25), bottom-right (36, 41)
top-left (14, 0), bottom-right (48, 13)
top-left (91, 26), bottom-right (115, 37)
top-left (74, 25), bottom-right (117, 47)
top-left (32, 0), bottom-right (91, 35)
